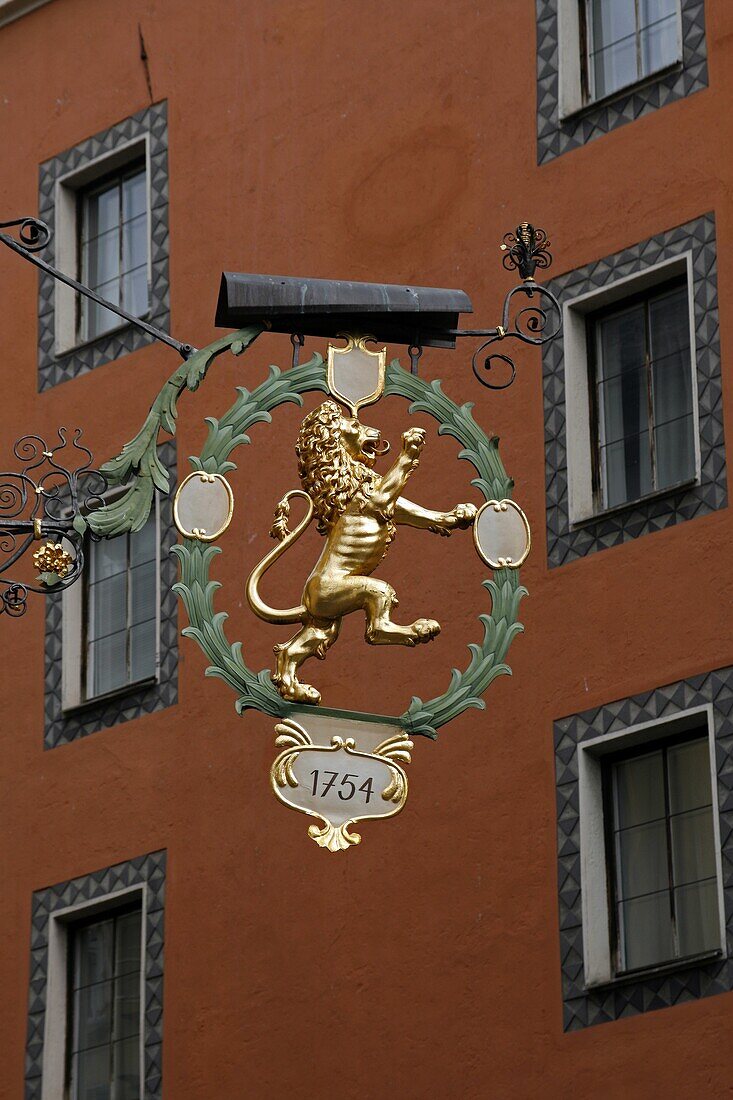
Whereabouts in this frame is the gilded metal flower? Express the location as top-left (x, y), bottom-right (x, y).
top-left (33, 541), bottom-right (74, 582)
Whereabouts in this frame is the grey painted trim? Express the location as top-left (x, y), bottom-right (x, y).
top-left (555, 668), bottom-right (733, 1030)
top-left (25, 849), bottom-right (166, 1098)
top-left (37, 101), bottom-right (170, 391)
top-left (44, 442), bottom-right (178, 749)
top-left (536, 0), bottom-right (708, 164)
top-left (542, 212), bottom-right (726, 568)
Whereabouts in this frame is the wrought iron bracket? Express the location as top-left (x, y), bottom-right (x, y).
top-left (0, 430), bottom-right (106, 616)
top-left (447, 224), bottom-right (562, 390)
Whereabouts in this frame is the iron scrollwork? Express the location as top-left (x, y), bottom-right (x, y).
top-left (0, 430), bottom-right (106, 616)
top-left (451, 222), bottom-right (562, 390)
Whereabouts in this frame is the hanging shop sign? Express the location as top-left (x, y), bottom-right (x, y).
top-left (0, 217), bottom-right (561, 848)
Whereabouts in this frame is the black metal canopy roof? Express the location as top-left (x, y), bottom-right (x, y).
top-left (215, 272), bottom-right (473, 348)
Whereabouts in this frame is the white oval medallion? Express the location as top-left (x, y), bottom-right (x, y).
top-left (473, 498), bottom-right (530, 569)
top-left (173, 471), bottom-right (234, 542)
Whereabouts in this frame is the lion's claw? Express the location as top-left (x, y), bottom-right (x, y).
top-left (409, 618), bottom-right (441, 645)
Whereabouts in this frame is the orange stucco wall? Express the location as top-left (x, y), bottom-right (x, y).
top-left (1, 1), bottom-right (733, 1096)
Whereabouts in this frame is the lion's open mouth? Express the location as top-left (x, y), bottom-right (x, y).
top-left (361, 437), bottom-right (391, 461)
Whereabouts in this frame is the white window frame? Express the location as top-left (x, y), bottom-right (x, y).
top-left (61, 493), bottom-right (161, 712)
top-left (53, 135), bottom-right (152, 357)
top-left (578, 704), bottom-right (726, 988)
top-left (561, 251), bottom-right (700, 525)
top-left (557, 0), bottom-right (683, 119)
top-left (41, 885), bottom-right (146, 1100)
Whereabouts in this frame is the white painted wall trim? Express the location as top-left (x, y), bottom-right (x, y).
top-left (0, 0), bottom-right (53, 29)
top-left (562, 251), bottom-right (698, 525)
top-left (578, 704), bottom-right (725, 988)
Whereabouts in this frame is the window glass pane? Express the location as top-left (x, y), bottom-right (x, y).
top-left (121, 212), bottom-right (148, 273)
top-left (114, 972), bottom-right (141, 1040)
top-left (90, 569), bottom-right (127, 641)
top-left (640, 0), bottom-right (679, 76)
top-left (130, 514), bottom-right (156, 567)
top-left (649, 287), bottom-right (694, 487)
top-left (71, 1045), bottom-right (111, 1100)
top-left (675, 878), bottom-right (720, 957)
top-left (122, 169), bottom-right (146, 221)
top-left (130, 618), bottom-right (156, 683)
top-left (75, 920), bottom-right (113, 988)
top-left (619, 890), bottom-right (674, 970)
top-left (74, 981), bottom-right (113, 1051)
top-left (668, 737), bottom-right (711, 813)
top-left (84, 290), bottom-right (121, 340)
top-left (616, 819), bottom-right (668, 899)
top-left (671, 807), bottom-right (716, 885)
top-left (130, 559), bottom-right (156, 626)
top-left (85, 183), bottom-right (119, 240)
top-left (121, 264), bottom-right (149, 318)
top-left (614, 750), bottom-right (665, 828)
top-left (84, 228), bottom-right (119, 292)
top-left (593, 35), bottom-right (638, 98)
top-left (112, 1036), bottom-right (141, 1100)
top-left (88, 628), bottom-right (128, 698)
top-left (115, 911), bottom-right (142, 978)
top-left (597, 304), bottom-right (650, 506)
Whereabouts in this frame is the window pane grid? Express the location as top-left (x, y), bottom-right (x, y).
top-left (616, 873), bottom-right (716, 905)
top-left (596, 344), bottom-right (691, 388)
top-left (85, 516), bottom-right (157, 701)
top-left (599, 411), bottom-right (694, 452)
top-left (82, 211), bottom-right (147, 248)
top-left (608, 736), bottom-right (720, 974)
top-left (588, 11), bottom-right (678, 59)
top-left (68, 909), bottom-right (142, 1099)
top-left (86, 614), bottom-right (157, 649)
top-left (593, 280), bottom-right (694, 508)
top-left (79, 165), bottom-right (149, 342)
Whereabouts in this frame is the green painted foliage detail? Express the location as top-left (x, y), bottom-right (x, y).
top-left (87, 327), bottom-right (264, 536)
top-left (172, 349), bottom-right (526, 739)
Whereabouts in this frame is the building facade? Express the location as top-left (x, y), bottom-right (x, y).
top-left (1, 0), bottom-right (732, 1096)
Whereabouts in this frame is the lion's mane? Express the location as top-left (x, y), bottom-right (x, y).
top-left (296, 400), bottom-right (379, 535)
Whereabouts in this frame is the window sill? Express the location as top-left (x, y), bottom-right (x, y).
top-left (586, 948), bottom-right (724, 991)
top-left (559, 60), bottom-right (683, 124)
top-left (62, 675), bottom-right (158, 717)
top-left (54, 310), bottom-right (152, 361)
top-left (570, 476), bottom-right (699, 530)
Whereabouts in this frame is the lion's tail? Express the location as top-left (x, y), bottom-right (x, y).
top-left (246, 490), bottom-right (314, 624)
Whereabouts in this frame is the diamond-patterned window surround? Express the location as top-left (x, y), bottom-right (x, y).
top-left (536, 0), bottom-right (708, 164)
top-left (37, 101), bottom-right (170, 390)
top-left (44, 441), bottom-right (178, 749)
top-left (556, 668), bottom-right (733, 1030)
top-left (24, 850), bottom-right (166, 1098)
top-left (542, 213), bottom-right (725, 568)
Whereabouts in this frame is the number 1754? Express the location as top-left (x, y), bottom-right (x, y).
top-left (310, 769), bottom-right (374, 803)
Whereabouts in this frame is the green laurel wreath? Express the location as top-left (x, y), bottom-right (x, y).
top-left (92, 330), bottom-right (526, 740)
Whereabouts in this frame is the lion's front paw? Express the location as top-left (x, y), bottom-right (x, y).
top-left (450, 503), bottom-right (478, 529)
top-left (402, 427), bottom-right (427, 459)
top-left (408, 618), bottom-right (441, 645)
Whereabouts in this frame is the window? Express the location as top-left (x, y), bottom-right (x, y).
top-left (583, 0), bottom-right (681, 102)
top-left (38, 103), bottom-right (170, 389)
top-left (66, 905), bottom-right (142, 1100)
top-left (604, 733), bottom-right (721, 975)
top-left (79, 161), bottom-right (149, 343)
top-left (588, 278), bottom-right (695, 511)
top-left (84, 509), bottom-right (158, 701)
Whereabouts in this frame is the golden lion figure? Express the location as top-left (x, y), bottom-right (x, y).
top-left (246, 400), bottom-right (477, 705)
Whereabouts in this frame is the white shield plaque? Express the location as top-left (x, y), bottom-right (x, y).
top-left (327, 334), bottom-right (387, 416)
